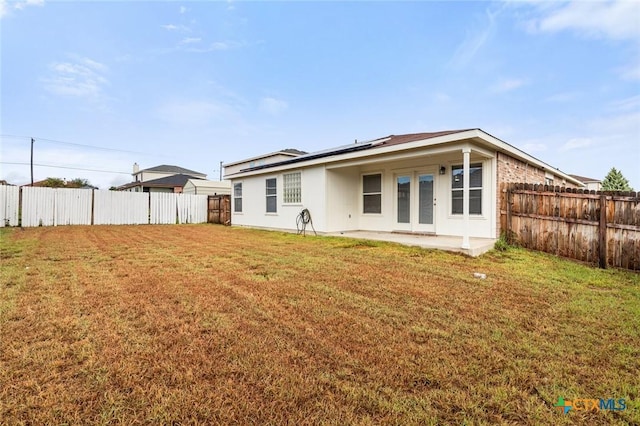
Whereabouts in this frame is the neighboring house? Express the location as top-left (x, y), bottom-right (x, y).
top-left (225, 129), bottom-right (583, 246)
top-left (183, 179), bottom-right (231, 195)
top-left (117, 164), bottom-right (207, 193)
top-left (223, 149), bottom-right (307, 176)
top-left (569, 174), bottom-right (602, 191)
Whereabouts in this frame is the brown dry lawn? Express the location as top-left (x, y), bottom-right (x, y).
top-left (0, 225), bottom-right (638, 425)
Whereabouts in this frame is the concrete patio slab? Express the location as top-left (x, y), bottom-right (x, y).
top-left (326, 231), bottom-right (496, 257)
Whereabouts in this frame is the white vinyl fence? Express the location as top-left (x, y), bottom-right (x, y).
top-left (94, 190), bottom-right (149, 225)
top-left (0, 186), bottom-right (209, 227)
top-left (1, 185), bottom-right (19, 227)
top-left (178, 193), bottom-right (208, 224)
top-left (151, 193), bottom-right (209, 224)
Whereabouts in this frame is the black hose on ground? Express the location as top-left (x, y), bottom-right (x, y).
top-left (296, 208), bottom-right (317, 236)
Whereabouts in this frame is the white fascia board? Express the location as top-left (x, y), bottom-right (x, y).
top-left (226, 128), bottom-right (582, 186)
top-left (477, 130), bottom-right (584, 186)
top-left (324, 142), bottom-right (492, 170)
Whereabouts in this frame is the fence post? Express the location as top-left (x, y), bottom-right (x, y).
top-left (599, 194), bottom-right (607, 269)
top-left (506, 184), bottom-right (513, 243)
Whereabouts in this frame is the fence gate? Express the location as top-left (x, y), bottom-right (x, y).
top-left (208, 195), bottom-right (231, 225)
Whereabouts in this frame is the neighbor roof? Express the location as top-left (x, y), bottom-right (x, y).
top-left (226, 128), bottom-right (584, 187)
top-left (139, 165), bottom-right (205, 175)
top-left (569, 174), bottom-right (601, 184)
top-left (117, 174), bottom-right (200, 190)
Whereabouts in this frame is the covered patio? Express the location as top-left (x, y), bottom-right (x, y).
top-left (326, 230), bottom-right (496, 257)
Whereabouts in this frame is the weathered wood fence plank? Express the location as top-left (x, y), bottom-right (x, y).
top-left (501, 183), bottom-right (639, 270)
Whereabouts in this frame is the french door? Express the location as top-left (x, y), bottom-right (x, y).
top-left (396, 172), bottom-right (435, 233)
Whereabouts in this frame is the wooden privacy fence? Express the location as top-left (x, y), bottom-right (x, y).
top-left (0, 186), bottom-right (209, 227)
top-left (501, 183), bottom-right (639, 270)
top-left (207, 195), bottom-right (231, 225)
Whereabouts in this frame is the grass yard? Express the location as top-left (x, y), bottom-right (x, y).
top-left (0, 225), bottom-right (638, 425)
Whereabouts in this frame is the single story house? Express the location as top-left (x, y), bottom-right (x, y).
top-left (225, 129), bottom-right (583, 247)
top-left (182, 179), bottom-right (231, 195)
top-left (117, 164), bottom-right (207, 193)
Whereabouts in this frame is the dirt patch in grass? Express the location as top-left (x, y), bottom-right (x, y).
top-left (1, 225), bottom-right (638, 425)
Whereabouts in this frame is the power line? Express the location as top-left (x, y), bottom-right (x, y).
top-left (0, 134), bottom-right (149, 155)
top-left (1, 161), bottom-right (130, 175)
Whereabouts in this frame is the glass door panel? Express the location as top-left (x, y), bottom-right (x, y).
top-left (397, 176), bottom-right (411, 224)
top-left (418, 174), bottom-right (434, 225)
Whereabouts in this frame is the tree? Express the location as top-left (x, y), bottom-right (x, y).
top-left (41, 177), bottom-right (66, 188)
top-left (601, 168), bottom-right (634, 191)
top-left (39, 177), bottom-right (95, 188)
top-left (67, 178), bottom-right (92, 188)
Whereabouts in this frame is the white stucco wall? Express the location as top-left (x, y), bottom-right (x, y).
top-left (325, 168), bottom-right (359, 232)
top-left (231, 167), bottom-right (327, 232)
top-left (231, 144), bottom-right (498, 238)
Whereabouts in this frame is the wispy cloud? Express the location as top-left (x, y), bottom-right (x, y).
top-left (559, 137), bottom-right (593, 152)
top-left (520, 1), bottom-right (640, 81)
top-left (14, 0), bottom-right (43, 10)
top-left (490, 78), bottom-right (528, 93)
top-left (608, 95), bottom-right (640, 112)
top-left (180, 37), bottom-right (201, 45)
top-left (161, 23), bottom-right (190, 32)
top-left (433, 92), bottom-right (451, 103)
top-left (449, 5), bottom-right (504, 69)
top-left (618, 61), bottom-right (640, 81)
top-left (1, 0), bottom-right (44, 18)
top-left (42, 56), bottom-right (108, 99)
top-left (545, 91), bottom-right (579, 103)
top-left (179, 6), bottom-right (187, 14)
top-left (185, 40), bottom-right (243, 53)
top-left (528, 1), bottom-right (640, 41)
top-left (259, 97), bottom-right (288, 116)
top-left (156, 100), bottom-right (238, 127)
top-left (521, 142), bottom-right (547, 153)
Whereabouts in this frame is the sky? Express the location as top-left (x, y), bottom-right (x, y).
top-left (1, 0), bottom-right (639, 190)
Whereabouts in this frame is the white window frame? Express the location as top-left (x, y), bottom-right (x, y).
top-left (233, 182), bottom-right (243, 213)
top-left (362, 172), bottom-right (383, 215)
top-left (451, 163), bottom-right (482, 216)
top-left (283, 171), bottom-right (302, 204)
top-left (265, 177), bottom-right (277, 214)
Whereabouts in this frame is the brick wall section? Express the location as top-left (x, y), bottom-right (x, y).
top-left (495, 152), bottom-right (579, 237)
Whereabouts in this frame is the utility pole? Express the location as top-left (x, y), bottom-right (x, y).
top-left (219, 161), bottom-right (223, 181)
top-left (30, 138), bottom-right (34, 185)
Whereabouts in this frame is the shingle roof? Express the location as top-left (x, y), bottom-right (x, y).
top-left (117, 174), bottom-right (200, 190)
top-left (281, 148), bottom-right (308, 155)
top-left (140, 165), bottom-right (205, 175)
top-left (373, 130), bottom-right (474, 147)
top-left (142, 174), bottom-right (201, 186)
top-left (569, 174), bottom-right (601, 183)
top-left (235, 129), bottom-right (471, 173)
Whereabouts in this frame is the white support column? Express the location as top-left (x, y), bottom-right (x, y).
top-left (462, 148), bottom-right (471, 249)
